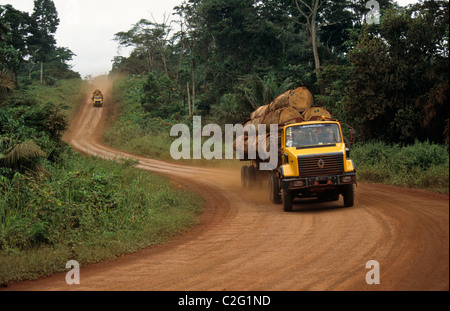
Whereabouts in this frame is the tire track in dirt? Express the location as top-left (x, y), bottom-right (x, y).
top-left (4, 79), bottom-right (448, 291)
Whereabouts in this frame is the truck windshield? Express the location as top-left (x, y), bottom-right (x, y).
top-left (286, 123), bottom-right (342, 147)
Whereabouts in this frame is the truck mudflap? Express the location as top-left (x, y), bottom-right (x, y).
top-left (281, 173), bottom-right (356, 190)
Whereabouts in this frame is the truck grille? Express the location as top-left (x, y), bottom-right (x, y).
top-left (298, 153), bottom-right (344, 177)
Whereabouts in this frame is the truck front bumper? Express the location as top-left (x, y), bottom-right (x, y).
top-left (282, 173), bottom-right (356, 190)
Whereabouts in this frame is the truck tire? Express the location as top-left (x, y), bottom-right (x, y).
top-left (241, 166), bottom-right (249, 189)
top-left (343, 184), bottom-right (354, 207)
top-left (248, 166), bottom-right (257, 189)
top-left (269, 173), bottom-right (281, 204)
top-left (282, 188), bottom-right (293, 212)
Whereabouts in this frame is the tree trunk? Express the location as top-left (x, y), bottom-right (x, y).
top-left (40, 61), bottom-right (43, 83)
top-left (295, 0), bottom-right (322, 73)
top-left (187, 82), bottom-right (191, 116)
top-left (175, 20), bottom-right (185, 87)
top-left (192, 70), bottom-right (195, 114)
top-left (157, 42), bottom-right (169, 77)
top-left (311, 18), bottom-right (320, 73)
top-left (28, 61), bottom-right (35, 79)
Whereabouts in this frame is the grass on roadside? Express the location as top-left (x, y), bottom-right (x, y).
top-left (351, 141), bottom-right (449, 194)
top-left (0, 77), bottom-right (205, 285)
top-left (0, 150), bottom-right (204, 285)
top-left (24, 79), bottom-right (89, 121)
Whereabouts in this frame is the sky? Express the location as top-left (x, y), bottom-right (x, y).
top-left (1, 0), bottom-right (420, 79)
top-left (1, 0), bottom-right (184, 78)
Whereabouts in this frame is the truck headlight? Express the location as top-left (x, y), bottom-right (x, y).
top-left (291, 180), bottom-right (305, 187)
top-left (341, 176), bottom-right (353, 183)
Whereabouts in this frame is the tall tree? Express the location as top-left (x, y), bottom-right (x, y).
top-left (0, 5), bottom-right (35, 81)
top-left (0, 13), bottom-right (15, 102)
top-left (114, 17), bottom-right (173, 76)
top-left (345, 1), bottom-right (449, 144)
top-left (30, 0), bottom-right (60, 83)
top-left (294, 0), bottom-right (334, 73)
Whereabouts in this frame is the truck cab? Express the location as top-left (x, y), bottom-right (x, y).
top-left (270, 119), bottom-right (356, 211)
top-left (93, 96), bottom-right (103, 108)
top-left (92, 89), bottom-right (104, 108)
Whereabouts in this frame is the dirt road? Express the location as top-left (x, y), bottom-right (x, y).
top-left (6, 79), bottom-right (449, 291)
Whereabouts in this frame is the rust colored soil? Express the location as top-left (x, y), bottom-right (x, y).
top-left (4, 78), bottom-right (449, 291)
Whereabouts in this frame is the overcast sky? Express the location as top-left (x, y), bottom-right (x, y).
top-left (1, 0), bottom-right (420, 79)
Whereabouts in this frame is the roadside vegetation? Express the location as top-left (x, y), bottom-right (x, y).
top-left (0, 78), bottom-right (204, 285)
top-left (0, 152), bottom-right (203, 284)
top-left (104, 75), bottom-right (242, 168)
top-left (351, 141), bottom-right (449, 194)
top-left (103, 75), bottom-right (175, 161)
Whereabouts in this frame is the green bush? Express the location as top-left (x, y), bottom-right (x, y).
top-left (0, 150), bottom-right (204, 284)
top-left (103, 76), bottom-right (176, 159)
top-left (0, 78), bottom-right (205, 284)
top-left (351, 141), bottom-right (449, 193)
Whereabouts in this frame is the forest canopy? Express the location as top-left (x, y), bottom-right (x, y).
top-left (1, 0), bottom-right (448, 145)
top-left (111, 0), bottom-right (449, 145)
top-left (0, 0), bottom-right (80, 86)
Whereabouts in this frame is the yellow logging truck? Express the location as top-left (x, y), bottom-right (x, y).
top-left (92, 89), bottom-right (103, 108)
top-left (241, 114), bottom-right (357, 212)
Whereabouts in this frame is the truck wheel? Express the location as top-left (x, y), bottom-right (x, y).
top-left (343, 184), bottom-right (354, 207)
top-left (248, 166), bottom-right (257, 189)
top-left (241, 166), bottom-right (249, 189)
top-left (282, 188), bottom-right (293, 212)
top-left (269, 173), bottom-right (281, 204)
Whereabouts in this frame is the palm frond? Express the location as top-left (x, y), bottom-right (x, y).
top-left (0, 70), bottom-right (15, 94)
top-left (0, 140), bottom-right (46, 168)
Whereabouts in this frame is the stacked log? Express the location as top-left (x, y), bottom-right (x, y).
top-left (92, 89), bottom-right (103, 100)
top-left (267, 86), bottom-right (314, 113)
top-left (302, 106), bottom-right (332, 121)
top-left (250, 105), bottom-right (268, 119)
top-left (233, 85), bottom-right (338, 158)
top-left (249, 86), bottom-right (314, 119)
top-left (260, 106), bottom-right (302, 127)
top-left (233, 132), bottom-right (270, 157)
top-left (234, 86), bottom-right (317, 158)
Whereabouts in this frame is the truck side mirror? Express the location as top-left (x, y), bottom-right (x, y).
top-left (349, 129), bottom-right (356, 144)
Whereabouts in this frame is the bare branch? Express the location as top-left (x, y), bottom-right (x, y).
top-left (317, 0), bottom-right (326, 12)
top-left (295, 0), bottom-right (311, 20)
top-left (297, 0), bottom-right (313, 12)
top-left (294, 20), bottom-right (309, 28)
